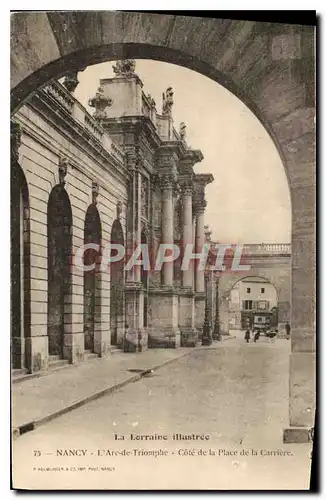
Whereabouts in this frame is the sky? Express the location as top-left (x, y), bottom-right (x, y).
top-left (72, 59), bottom-right (291, 244)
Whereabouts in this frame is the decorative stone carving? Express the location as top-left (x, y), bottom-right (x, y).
top-left (113, 59), bottom-right (136, 78)
top-left (141, 175), bottom-right (149, 219)
top-left (58, 157), bottom-right (68, 185)
top-left (11, 121), bottom-right (21, 163)
top-left (117, 201), bottom-right (122, 220)
top-left (88, 86), bottom-right (113, 120)
top-left (62, 72), bottom-right (79, 93)
top-left (173, 181), bottom-right (182, 201)
top-left (180, 122), bottom-right (186, 141)
top-left (204, 224), bottom-right (212, 242)
top-left (162, 87), bottom-right (174, 116)
top-left (192, 185), bottom-right (207, 214)
top-left (161, 174), bottom-right (174, 190)
top-left (179, 179), bottom-right (193, 196)
top-left (92, 181), bottom-right (99, 205)
top-left (147, 94), bottom-right (156, 107)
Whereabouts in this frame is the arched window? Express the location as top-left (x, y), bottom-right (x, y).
top-left (84, 204), bottom-right (102, 352)
top-left (11, 163), bottom-right (30, 369)
top-left (110, 220), bottom-right (125, 346)
top-left (47, 185), bottom-right (72, 357)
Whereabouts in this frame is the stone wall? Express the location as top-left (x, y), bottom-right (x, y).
top-left (14, 95), bottom-right (128, 371)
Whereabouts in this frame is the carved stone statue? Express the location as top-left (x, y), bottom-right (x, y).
top-left (88, 86), bottom-right (113, 120)
top-left (58, 157), bottom-right (68, 185)
top-left (113, 59), bottom-right (136, 78)
top-left (162, 87), bottom-right (174, 116)
top-left (147, 94), bottom-right (156, 108)
top-left (62, 72), bottom-right (79, 93)
top-left (180, 122), bottom-right (186, 141)
top-left (204, 224), bottom-right (212, 242)
top-left (92, 181), bottom-right (99, 205)
top-left (117, 201), bottom-right (122, 220)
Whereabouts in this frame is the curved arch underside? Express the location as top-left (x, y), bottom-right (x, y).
top-left (10, 11), bottom-right (316, 430)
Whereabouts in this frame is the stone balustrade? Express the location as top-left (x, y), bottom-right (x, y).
top-left (44, 83), bottom-right (74, 114)
top-left (242, 243), bottom-right (291, 255)
top-left (42, 81), bottom-right (125, 165)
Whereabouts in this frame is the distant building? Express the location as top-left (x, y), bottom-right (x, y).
top-left (229, 277), bottom-right (278, 331)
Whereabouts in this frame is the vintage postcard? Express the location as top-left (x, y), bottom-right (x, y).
top-left (10, 11), bottom-right (316, 490)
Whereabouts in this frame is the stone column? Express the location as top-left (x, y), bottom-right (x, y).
top-left (194, 208), bottom-right (205, 336)
top-left (177, 184), bottom-right (196, 346)
top-left (124, 155), bottom-right (144, 352)
top-left (147, 173), bottom-right (180, 348)
top-left (181, 186), bottom-right (193, 288)
top-left (161, 175), bottom-right (174, 287)
top-left (195, 208), bottom-right (205, 293)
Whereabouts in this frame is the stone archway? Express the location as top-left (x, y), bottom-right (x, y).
top-left (10, 12), bottom-right (315, 434)
top-left (84, 204), bottom-right (102, 352)
top-left (11, 160), bottom-right (30, 370)
top-left (110, 219), bottom-right (125, 346)
top-left (47, 185), bottom-right (72, 358)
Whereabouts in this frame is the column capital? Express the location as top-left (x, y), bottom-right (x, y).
top-left (179, 178), bottom-right (193, 196)
top-left (152, 173), bottom-right (177, 191)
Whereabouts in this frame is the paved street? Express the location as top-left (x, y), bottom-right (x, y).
top-left (12, 337), bottom-right (312, 490)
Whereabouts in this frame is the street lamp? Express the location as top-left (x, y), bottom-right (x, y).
top-left (213, 275), bottom-right (222, 341)
top-left (202, 269), bottom-right (212, 346)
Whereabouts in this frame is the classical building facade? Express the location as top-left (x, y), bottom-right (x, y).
top-left (11, 60), bottom-right (213, 374)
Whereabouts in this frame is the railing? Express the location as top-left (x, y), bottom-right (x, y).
top-left (84, 115), bottom-right (103, 141)
top-left (172, 127), bottom-right (180, 141)
top-left (44, 83), bottom-right (74, 114)
top-left (242, 243), bottom-right (291, 255)
top-left (41, 81), bottom-right (125, 165)
top-left (141, 94), bottom-right (151, 118)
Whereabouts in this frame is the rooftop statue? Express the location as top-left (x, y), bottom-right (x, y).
top-left (112, 59), bottom-right (136, 78)
top-left (180, 122), bottom-right (186, 141)
top-left (162, 87), bottom-right (174, 116)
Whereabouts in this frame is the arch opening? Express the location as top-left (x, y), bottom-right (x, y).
top-left (47, 185), bottom-right (72, 358)
top-left (226, 276), bottom-right (279, 333)
top-left (110, 219), bottom-right (125, 346)
top-left (83, 204), bottom-right (102, 352)
top-left (11, 162), bottom-right (30, 370)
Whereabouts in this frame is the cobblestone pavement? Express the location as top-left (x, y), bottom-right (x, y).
top-left (12, 337), bottom-right (312, 490)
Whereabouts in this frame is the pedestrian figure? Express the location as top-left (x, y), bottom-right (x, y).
top-left (270, 329), bottom-right (277, 343)
top-left (254, 329), bottom-right (261, 343)
top-left (285, 322), bottom-right (291, 340)
top-left (245, 329), bottom-right (250, 343)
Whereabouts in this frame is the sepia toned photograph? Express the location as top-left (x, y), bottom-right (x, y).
top-left (10, 10), bottom-right (316, 491)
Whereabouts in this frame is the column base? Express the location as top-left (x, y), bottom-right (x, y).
top-left (123, 328), bottom-right (148, 353)
top-left (94, 327), bottom-right (111, 357)
top-left (63, 333), bottom-right (85, 363)
top-left (194, 292), bottom-right (205, 337)
top-left (148, 327), bottom-right (181, 348)
top-left (283, 427), bottom-right (313, 443)
top-left (180, 327), bottom-right (198, 347)
top-left (25, 335), bottom-right (49, 373)
top-left (148, 288), bottom-right (180, 348)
